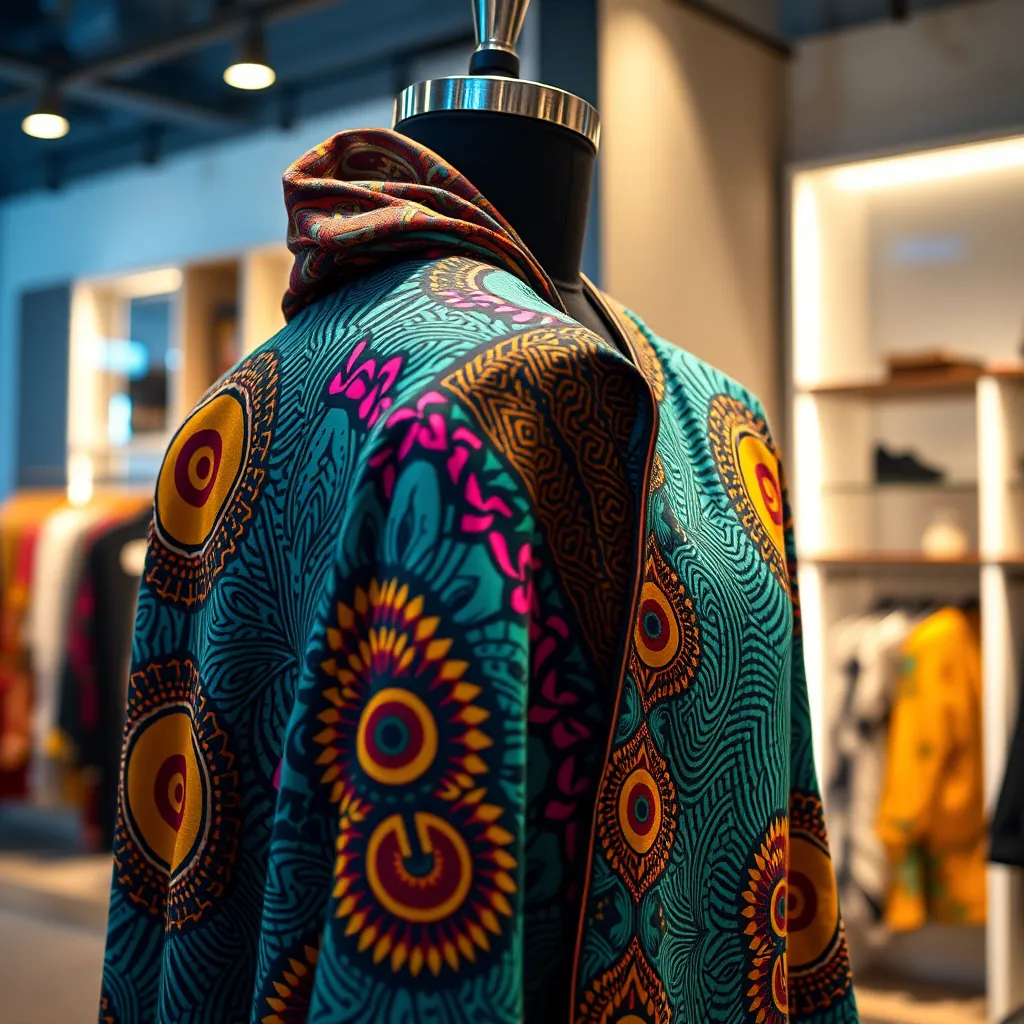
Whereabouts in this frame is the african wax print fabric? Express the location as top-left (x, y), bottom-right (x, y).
top-left (100, 129), bottom-right (858, 1024)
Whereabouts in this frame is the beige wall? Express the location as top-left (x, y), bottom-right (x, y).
top-left (598, 0), bottom-right (786, 431)
top-left (789, 0), bottom-right (1024, 163)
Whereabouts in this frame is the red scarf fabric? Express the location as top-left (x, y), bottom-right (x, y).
top-left (281, 128), bottom-right (561, 322)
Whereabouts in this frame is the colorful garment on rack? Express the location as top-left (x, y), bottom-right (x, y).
top-left (877, 607), bottom-right (986, 931)
top-left (0, 490), bottom-right (65, 797)
top-left (60, 510), bottom-right (151, 849)
top-left (28, 503), bottom-right (112, 803)
top-left (100, 129), bottom-right (858, 1024)
top-left (827, 609), bottom-right (915, 940)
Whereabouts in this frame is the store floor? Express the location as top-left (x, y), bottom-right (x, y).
top-left (0, 805), bottom-right (110, 1024)
top-left (0, 906), bottom-right (105, 1024)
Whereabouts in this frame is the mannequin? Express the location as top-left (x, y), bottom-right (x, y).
top-left (394, 1), bottom-right (618, 348)
top-left (396, 114), bottom-right (615, 345)
top-left (98, 4), bottom-right (857, 1020)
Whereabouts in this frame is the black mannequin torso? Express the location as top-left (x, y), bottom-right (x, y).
top-left (396, 110), bottom-right (619, 351)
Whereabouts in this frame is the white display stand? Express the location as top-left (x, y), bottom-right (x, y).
top-left (789, 133), bottom-right (1024, 1022)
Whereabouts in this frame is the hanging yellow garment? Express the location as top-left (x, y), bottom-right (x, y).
top-left (876, 606), bottom-right (986, 931)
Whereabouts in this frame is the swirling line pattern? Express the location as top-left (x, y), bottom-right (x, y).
top-left (101, 254), bottom-right (854, 1023)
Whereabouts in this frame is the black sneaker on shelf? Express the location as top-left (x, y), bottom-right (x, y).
top-left (875, 445), bottom-right (945, 484)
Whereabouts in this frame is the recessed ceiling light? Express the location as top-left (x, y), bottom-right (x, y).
top-left (224, 61), bottom-right (276, 90)
top-left (22, 89), bottom-right (69, 139)
top-left (224, 21), bottom-right (276, 91)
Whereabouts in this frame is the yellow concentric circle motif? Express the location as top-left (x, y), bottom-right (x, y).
top-left (148, 351), bottom-right (279, 608)
top-left (124, 710), bottom-right (208, 875)
top-left (708, 394), bottom-right (789, 590)
top-left (618, 766), bottom-right (663, 855)
top-left (156, 392), bottom-right (247, 552)
top-left (736, 429), bottom-right (785, 560)
top-left (634, 581), bottom-right (681, 670)
top-left (356, 687), bottom-right (438, 786)
top-left (366, 812), bottom-right (474, 924)
top-left (597, 726), bottom-right (677, 900)
top-left (787, 792), bottom-right (853, 1011)
top-left (789, 835), bottom-right (840, 968)
top-left (113, 658), bottom-right (239, 932)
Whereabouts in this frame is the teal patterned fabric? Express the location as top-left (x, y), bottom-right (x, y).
top-left (100, 131), bottom-right (857, 1024)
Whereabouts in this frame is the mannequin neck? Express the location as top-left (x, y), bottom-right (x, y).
top-left (397, 110), bottom-right (614, 344)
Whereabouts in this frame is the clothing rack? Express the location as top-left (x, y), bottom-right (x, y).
top-left (0, 487), bottom-right (151, 851)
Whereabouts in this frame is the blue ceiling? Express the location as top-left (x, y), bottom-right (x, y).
top-left (0, 0), bottom-right (474, 197)
top-left (0, 0), bottom-right (975, 199)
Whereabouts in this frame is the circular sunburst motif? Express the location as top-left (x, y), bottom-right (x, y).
top-left (314, 579), bottom-right (492, 808)
top-left (708, 394), bottom-right (788, 591)
top-left (596, 724), bottom-right (677, 901)
top-left (313, 578), bottom-right (517, 978)
top-left (742, 814), bottom-right (789, 1024)
top-left (356, 687), bottom-right (438, 786)
top-left (149, 351), bottom-right (279, 608)
top-left (788, 792), bottom-right (852, 1015)
top-left (629, 536), bottom-right (700, 711)
top-left (113, 656), bottom-right (239, 931)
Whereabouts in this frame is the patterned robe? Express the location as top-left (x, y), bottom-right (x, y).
top-left (100, 130), bottom-right (858, 1024)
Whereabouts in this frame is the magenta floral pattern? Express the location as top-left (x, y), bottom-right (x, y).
top-left (352, 381), bottom-right (596, 889)
top-left (325, 339), bottom-right (402, 426)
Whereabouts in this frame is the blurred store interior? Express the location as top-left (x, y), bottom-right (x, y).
top-left (1, 0), bottom-right (1023, 1021)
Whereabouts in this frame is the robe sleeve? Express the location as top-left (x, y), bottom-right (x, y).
top-left (780, 463), bottom-right (859, 1020)
top-left (253, 400), bottom-right (535, 1023)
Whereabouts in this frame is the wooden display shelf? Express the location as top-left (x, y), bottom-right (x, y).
top-left (821, 481), bottom-right (978, 494)
top-left (805, 552), bottom-right (981, 569)
top-left (806, 552), bottom-right (1024, 572)
top-left (801, 366), bottom-right (1024, 399)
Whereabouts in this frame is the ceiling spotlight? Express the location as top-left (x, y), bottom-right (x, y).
top-left (22, 87), bottom-right (69, 139)
top-left (224, 20), bottom-right (276, 90)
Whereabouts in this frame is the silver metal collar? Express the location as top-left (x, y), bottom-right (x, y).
top-left (394, 75), bottom-right (601, 152)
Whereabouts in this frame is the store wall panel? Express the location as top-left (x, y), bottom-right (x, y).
top-left (599, 0), bottom-right (786, 429)
top-left (789, 0), bottom-right (1024, 163)
top-left (16, 283), bottom-right (71, 488)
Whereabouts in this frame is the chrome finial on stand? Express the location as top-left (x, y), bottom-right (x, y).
top-left (393, 0), bottom-right (600, 150)
top-left (469, 0), bottom-right (530, 77)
